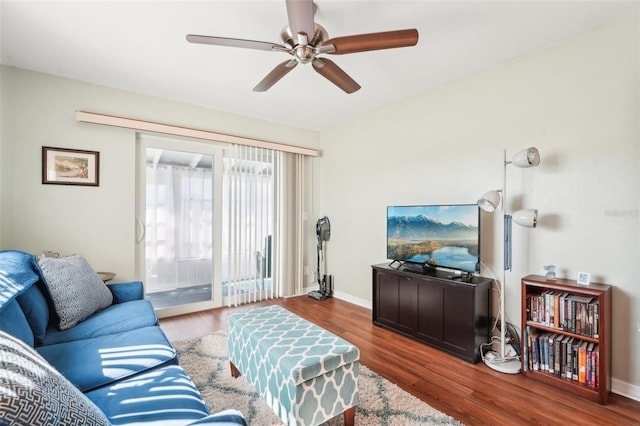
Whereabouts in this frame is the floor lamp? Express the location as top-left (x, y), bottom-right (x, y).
top-left (477, 147), bottom-right (540, 374)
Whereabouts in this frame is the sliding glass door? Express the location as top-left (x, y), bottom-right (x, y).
top-left (136, 136), bottom-right (223, 316)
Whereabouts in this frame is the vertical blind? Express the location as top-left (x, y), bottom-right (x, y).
top-left (224, 144), bottom-right (306, 306)
top-left (224, 145), bottom-right (276, 305)
top-left (273, 151), bottom-right (305, 300)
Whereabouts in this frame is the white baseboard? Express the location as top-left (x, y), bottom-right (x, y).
top-left (612, 378), bottom-right (640, 402)
top-left (332, 290), bottom-right (372, 310)
top-left (299, 286), bottom-right (372, 310)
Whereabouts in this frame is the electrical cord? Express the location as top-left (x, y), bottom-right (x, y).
top-left (479, 261), bottom-right (521, 363)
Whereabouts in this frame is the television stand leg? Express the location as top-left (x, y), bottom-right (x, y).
top-left (389, 260), bottom-right (402, 269)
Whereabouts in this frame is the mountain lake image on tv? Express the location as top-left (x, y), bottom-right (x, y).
top-left (387, 204), bottom-right (480, 273)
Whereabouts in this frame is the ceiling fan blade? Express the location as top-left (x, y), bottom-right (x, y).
top-left (285, 0), bottom-right (315, 39)
top-left (312, 58), bottom-right (361, 94)
top-left (253, 61), bottom-right (298, 92)
top-left (324, 29), bottom-right (419, 55)
top-left (186, 34), bottom-right (282, 52)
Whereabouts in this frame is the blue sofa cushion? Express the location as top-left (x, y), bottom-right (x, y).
top-left (0, 250), bottom-right (40, 307)
top-left (16, 283), bottom-right (50, 344)
top-left (0, 299), bottom-right (35, 347)
top-left (37, 254), bottom-right (114, 330)
top-left (86, 364), bottom-right (210, 425)
top-left (0, 330), bottom-right (110, 426)
top-left (41, 299), bottom-right (158, 346)
top-left (187, 411), bottom-right (248, 425)
top-left (36, 325), bottom-right (177, 392)
top-left (107, 281), bottom-right (144, 304)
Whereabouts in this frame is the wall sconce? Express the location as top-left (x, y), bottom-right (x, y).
top-left (477, 147), bottom-right (540, 374)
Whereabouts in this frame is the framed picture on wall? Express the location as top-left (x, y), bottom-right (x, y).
top-left (42, 146), bottom-right (100, 186)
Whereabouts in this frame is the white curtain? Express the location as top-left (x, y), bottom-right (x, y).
top-left (223, 145), bottom-right (305, 305)
top-left (145, 164), bottom-right (213, 292)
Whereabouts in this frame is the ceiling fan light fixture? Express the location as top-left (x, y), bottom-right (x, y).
top-left (294, 45), bottom-right (315, 63)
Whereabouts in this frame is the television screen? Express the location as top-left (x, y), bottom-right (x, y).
top-left (387, 204), bottom-right (480, 273)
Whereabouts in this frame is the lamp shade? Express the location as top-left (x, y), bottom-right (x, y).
top-left (511, 147), bottom-right (540, 168)
top-left (512, 209), bottom-right (538, 227)
top-left (477, 190), bottom-right (501, 212)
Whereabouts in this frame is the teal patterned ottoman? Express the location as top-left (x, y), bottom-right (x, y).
top-left (228, 305), bottom-right (359, 426)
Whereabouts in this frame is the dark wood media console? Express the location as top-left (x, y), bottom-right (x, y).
top-left (372, 263), bottom-right (492, 363)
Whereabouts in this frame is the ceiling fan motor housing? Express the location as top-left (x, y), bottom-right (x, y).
top-left (280, 24), bottom-right (329, 63)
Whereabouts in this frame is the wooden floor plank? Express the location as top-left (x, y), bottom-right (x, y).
top-left (159, 296), bottom-right (640, 425)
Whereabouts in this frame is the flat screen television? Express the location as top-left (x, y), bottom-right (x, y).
top-left (387, 204), bottom-right (480, 273)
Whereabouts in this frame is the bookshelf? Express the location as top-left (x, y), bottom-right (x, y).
top-left (521, 275), bottom-right (611, 404)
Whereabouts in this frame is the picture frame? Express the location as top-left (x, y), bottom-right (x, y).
top-left (42, 146), bottom-right (100, 186)
top-left (577, 271), bottom-right (591, 285)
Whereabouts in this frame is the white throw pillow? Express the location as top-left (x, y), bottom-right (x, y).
top-left (0, 330), bottom-right (111, 425)
top-left (37, 254), bottom-right (113, 330)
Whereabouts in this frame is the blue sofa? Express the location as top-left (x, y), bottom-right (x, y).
top-left (0, 250), bottom-right (246, 425)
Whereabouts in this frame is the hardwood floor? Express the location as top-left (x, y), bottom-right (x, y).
top-left (159, 296), bottom-right (640, 425)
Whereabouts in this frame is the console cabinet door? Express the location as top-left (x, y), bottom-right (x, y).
top-left (374, 270), bottom-right (416, 334)
top-left (416, 278), bottom-right (444, 342)
top-left (375, 270), bottom-right (402, 328)
top-left (442, 284), bottom-right (474, 357)
top-left (396, 276), bottom-right (417, 334)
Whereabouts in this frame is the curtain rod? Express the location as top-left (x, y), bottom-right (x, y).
top-left (75, 111), bottom-right (320, 157)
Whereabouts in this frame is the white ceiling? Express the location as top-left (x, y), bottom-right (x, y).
top-left (1, 1), bottom-right (636, 131)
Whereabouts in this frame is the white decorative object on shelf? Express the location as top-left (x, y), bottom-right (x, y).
top-left (543, 265), bottom-right (557, 281)
top-left (577, 271), bottom-right (591, 285)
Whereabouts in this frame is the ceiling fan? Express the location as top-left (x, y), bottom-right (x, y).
top-left (186, 0), bottom-right (419, 94)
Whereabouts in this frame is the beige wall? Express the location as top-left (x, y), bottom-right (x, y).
top-left (0, 66), bottom-right (319, 280)
top-left (313, 15), bottom-right (639, 394)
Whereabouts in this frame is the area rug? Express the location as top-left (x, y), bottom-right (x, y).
top-left (173, 332), bottom-right (462, 425)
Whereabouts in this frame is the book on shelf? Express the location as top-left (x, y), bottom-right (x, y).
top-left (587, 343), bottom-right (599, 389)
top-left (559, 335), bottom-right (571, 377)
top-left (558, 292), bottom-right (569, 329)
top-left (578, 341), bottom-right (588, 384)
top-left (530, 328), bottom-right (540, 371)
top-left (591, 300), bottom-right (599, 338)
top-left (522, 327), bottom-right (600, 389)
top-left (543, 333), bottom-right (550, 373)
top-left (525, 292), bottom-right (599, 339)
top-left (591, 345), bottom-right (600, 389)
top-left (565, 336), bottom-right (574, 379)
top-left (523, 326), bottom-right (529, 371)
top-left (547, 292), bottom-right (554, 327)
top-left (548, 333), bottom-right (558, 374)
top-left (572, 339), bottom-right (580, 381)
